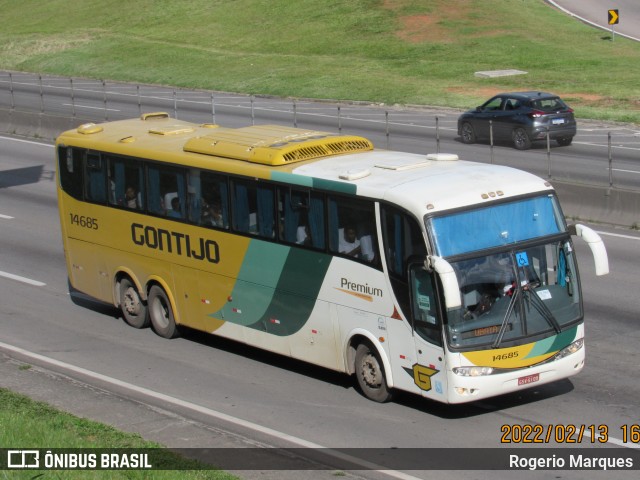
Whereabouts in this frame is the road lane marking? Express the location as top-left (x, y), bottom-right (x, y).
top-left (0, 136), bottom-right (54, 147)
top-left (596, 231), bottom-right (640, 241)
top-left (0, 271), bottom-right (46, 286)
top-left (0, 214), bottom-right (14, 219)
top-left (61, 103), bottom-right (120, 112)
top-left (0, 342), bottom-right (421, 480)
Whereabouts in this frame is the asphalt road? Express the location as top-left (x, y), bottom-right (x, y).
top-left (1, 135), bottom-right (639, 479)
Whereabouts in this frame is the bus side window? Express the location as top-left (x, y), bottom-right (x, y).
top-left (147, 165), bottom-right (186, 218)
top-left (108, 156), bottom-right (145, 210)
top-left (85, 152), bottom-right (107, 204)
top-left (58, 146), bottom-right (84, 200)
top-left (231, 179), bottom-right (275, 238)
top-left (200, 171), bottom-right (229, 229)
top-left (328, 196), bottom-right (379, 267)
top-left (278, 188), bottom-right (325, 249)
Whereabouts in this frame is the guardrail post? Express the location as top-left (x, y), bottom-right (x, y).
top-left (39, 75), bottom-right (44, 113)
top-left (103, 80), bottom-right (108, 121)
top-left (137, 85), bottom-right (141, 116)
top-left (337, 105), bottom-right (342, 134)
top-left (293, 98), bottom-right (297, 128)
top-left (173, 89), bottom-right (178, 119)
top-left (251, 95), bottom-right (255, 125)
top-left (489, 120), bottom-right (494, 164)
top-left (385, 111), bottom-right (390, 149)
top-left (608, 132), bottom-right (613, 189)
top-left (211, 93), bottom-right (216, 124)
top-left (435, 115), bottom-right (440, 154)
top-left (70, 78), bottom-right (76, 118)
top-left (546, 127), bottom-right (551, 179)
top-left (9, 72), bottom-right (15, 111)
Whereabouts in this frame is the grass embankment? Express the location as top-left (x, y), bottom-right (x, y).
top-left (0, 388), bottom-right (238, 479)
top-left (0, 0), bottom-right (638, 123)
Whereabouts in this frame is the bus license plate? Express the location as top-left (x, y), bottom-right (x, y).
top-left (518, 373), bottom-right (540, 386)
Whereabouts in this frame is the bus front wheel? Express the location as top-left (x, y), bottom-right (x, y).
top-left (355, 343), bottom-right (394, 403)
top-left (148, 285), bottom-right (179, 339)
top-left (119, 278), bottom-right (149, 329)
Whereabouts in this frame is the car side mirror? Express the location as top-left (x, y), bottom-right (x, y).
top-left (475, 106), bottom-right (482, 112)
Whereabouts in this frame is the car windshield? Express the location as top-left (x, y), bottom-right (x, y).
top-left (531, 97), bottom-right (568, 112)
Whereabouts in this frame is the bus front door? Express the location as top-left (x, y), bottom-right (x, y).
top-left (409, 265), bottom-right (448, 401)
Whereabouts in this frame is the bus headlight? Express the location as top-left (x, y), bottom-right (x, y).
top-left (553, 338), bottom-right (584, 360)
top-left (452, 366), bottom-right (494, 377)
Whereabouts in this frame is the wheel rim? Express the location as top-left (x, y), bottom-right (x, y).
top-left (151, 295), bottom-right (170, 329)
top-left (123, 287), bottom-right (141, 317)
top-left (360, 352), bottom-right (382, 388)
top-left (514, 129), bottom-right (527, 148)
top-left (462, 123), bottom-right (474, 143)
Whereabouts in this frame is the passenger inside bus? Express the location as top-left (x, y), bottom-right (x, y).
top-left (124, 186), bottom-right (140, 209)
top-left (167, 197), bottom-right (182, 218)
top-left (338, 225), bottom-right (361, 257)
top-left (204, 201), bottom-right (225, 228)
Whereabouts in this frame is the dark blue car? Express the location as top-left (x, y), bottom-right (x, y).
top-left (457, 91), bottom-right (577, 150)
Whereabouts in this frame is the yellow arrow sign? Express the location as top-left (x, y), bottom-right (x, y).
top-left (608, 9), bottom-right (619, 25)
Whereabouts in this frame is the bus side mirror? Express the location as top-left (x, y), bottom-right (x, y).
top-left (426, 256), bottom-right (461, 310)
top-left (569, 224), bottom-right (609, 276)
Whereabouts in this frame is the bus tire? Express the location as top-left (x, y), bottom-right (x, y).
top-left (148, 285), bottom-right (179, 339)
top-left (355, 342), bottom-right (394, 403)
top-left (119, 278), bottom-right (149, 329)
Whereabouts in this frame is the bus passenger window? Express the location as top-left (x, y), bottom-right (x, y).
top-left (278, 188), bottom-right (325, 249)
top-left (328, 196), bottom-right (378, 266)
top-left (147, 166), bottom-right (186, 218)
top-left (232, 179), bottom-right (275, 238)
top-left (58, 147), bottom-right (84, 200)
top-left (200, 172), bottom-right (229, 229)
top-left (85, 153), bottom-right (107, 204)
top-left (108, 156), bottom-right (144, 210)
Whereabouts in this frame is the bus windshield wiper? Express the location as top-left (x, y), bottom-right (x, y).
top-left (492, 287), bottom-right (520, 349)
top-left (524, 283), bottom-right (562, 333)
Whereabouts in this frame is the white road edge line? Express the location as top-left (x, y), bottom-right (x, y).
top-left (596, 231), bottom-right (640, 241)
top-left (0, 271), bottom-right (46, 286)
top-left (0, 341), bottom-right (421, 480)
top-left (0, 135), bottom-right (54, 147)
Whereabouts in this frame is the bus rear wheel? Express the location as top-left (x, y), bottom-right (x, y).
top-left (148, 285), bottom-right (179, 339)
top-left (355, 343), bottom-right (394, 403)
top-left (119, 278), bottom-right (149, 329)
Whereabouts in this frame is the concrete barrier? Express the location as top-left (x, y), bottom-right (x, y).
top-left (2, 108), bottom-right (638, 229)
top-left (0, 108), bottom-right (93, 142)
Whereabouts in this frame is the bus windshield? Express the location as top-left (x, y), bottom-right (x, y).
top-left (426, 195), bottom-right (582, 350)
top-left (429, 194), bottom-right (564, 257)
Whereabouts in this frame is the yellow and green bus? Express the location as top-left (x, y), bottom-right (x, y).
top-left (56, 113), bottom-right (608, 404)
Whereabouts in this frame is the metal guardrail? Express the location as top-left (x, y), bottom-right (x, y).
top-left (1, 71), bottom-right (638, 191)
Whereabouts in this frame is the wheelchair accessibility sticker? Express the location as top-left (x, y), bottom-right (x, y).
top-left (516, 252), bottom-right (529, 267)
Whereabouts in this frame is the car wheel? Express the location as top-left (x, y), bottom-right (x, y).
top-left (460, 122), bottom-right (476, 144)
top-left (512, 128), bottom-right (531, 150)
top-left (557, 136), bottom-right (573, 146)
